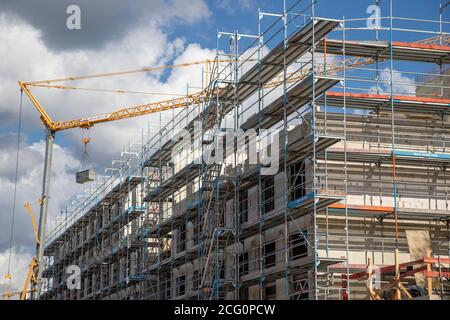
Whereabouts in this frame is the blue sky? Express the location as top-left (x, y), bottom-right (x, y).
top-left (23, 0), bottom-right (449, 144)
top-left (3, 0), bottom-right (449, 142)
top-left (0, 0), bottom-right (446, 188)
top-left (180, 0), bottom-right (448, 49)
top-left (0, 0), bottom-right (446, 161)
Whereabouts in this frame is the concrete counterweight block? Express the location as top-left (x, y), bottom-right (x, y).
top-left (76, 168), bottom-right (96, 184)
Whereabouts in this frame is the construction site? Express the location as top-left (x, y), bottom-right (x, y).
top-left (6, 0), bottom-right (450, 300)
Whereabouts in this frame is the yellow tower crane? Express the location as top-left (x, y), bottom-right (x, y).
top-left (14, 59), bottom-right (220, 300)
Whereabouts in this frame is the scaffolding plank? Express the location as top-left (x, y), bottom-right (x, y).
top-left (326, 202), bottom-right (450, 220)
top-left (396, 207), bottom-right (450, 220)
top-left (287, 189), bottom-right (345, 209)
top-left (317, 39), bottom-right (450, 64)
top-left (221, 18), bottom-right (339, 106)
top-left (317, 92), bottom-right (450, 113)
top-left (317, 146), bottom-right (391, 163)
top-left (289, 133), bottom-right (343, 155)
top-left (315, 110), bottom-right (450, 129)
top-left (394, 149), bottom-right (450, 163)
top-left (329, 203), bottom-right (394, 214)
top-left (317, 147), bottom-right (450, 167)
top-left (241, 75), bottom-right (340, 130)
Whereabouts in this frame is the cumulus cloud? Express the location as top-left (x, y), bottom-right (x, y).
top-left (0, 1), bottom-right (215, 291)
top-left (0, 135), bottom-right (82, 251)
top-left (0, 134), bottom-right (82, 293)
top-left (0, 0), bottom-right (211, 51)
top-left (369, 67), bottom-right (417, 95)
top-left (0, 5), bottom-right (216, 167)
top-left (0, 248), bottom-right (33, 296)
top-left (214, 0), bottom-right (259, 14)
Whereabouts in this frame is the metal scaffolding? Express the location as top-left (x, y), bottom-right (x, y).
top-left (40, 0), bottom-right (450, 300)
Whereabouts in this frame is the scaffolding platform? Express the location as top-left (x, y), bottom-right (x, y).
top-left (143, 161), bottom-right (201, 202)
top-left (329, 256), bottom-right (450, 281)
top-left (393, 149), bottom-right (450, 165)
top-left (327, 203), bottom-right (393, 217)
top-left (318, 92), bottom-right (450, 113)
top-left (317, 39), bottom-right (450, 64)
top-left (395, 207), bottom-right (450, 221)
top-left (288, 189), bottom-right (345, 210)
top-left (220, 18), bottom-right (339, 106)
top-left (289, 133), bottom-right (344, 155)
top-left (317, 146), bottom-right (450, 167)
top-left (326, 202), bottom-right (450, 221)
top-left (241, 75), bottom-right (340, 130)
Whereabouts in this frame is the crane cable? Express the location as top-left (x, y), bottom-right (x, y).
top-left (25, 84), bottom-right (187, 97)
top-left (79, 129), bottom-right (94, 171)
top-left (24, 59), bottom-right (227, 86)
top-left (4, 89), bottom-right (23, 290)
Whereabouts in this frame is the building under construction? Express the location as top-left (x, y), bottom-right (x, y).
top-left (39, 1), bottom-right (450, 300)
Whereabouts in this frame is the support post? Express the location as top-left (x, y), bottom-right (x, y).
top-left (32, 128), bottom-right (55, 299)
top-left (426, 249), bottom-right (433, 297)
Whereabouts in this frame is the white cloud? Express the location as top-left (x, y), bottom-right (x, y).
top-left (0, 3), bottom-right (216, 288)
top-left (0, 0), bottom-right (211, 51)
top-left (0, 136), bottom-right (82, 250)
top-left (0, 7), bottom-right (215, 154)
top-left (0, 248), bottom-right (33, 298)
top-left (369, 67), bottom-right (416, 95)
top-left (0, 136), bottom-right (81, 296)
top-left (214, 0), bottom-right (256, 14)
